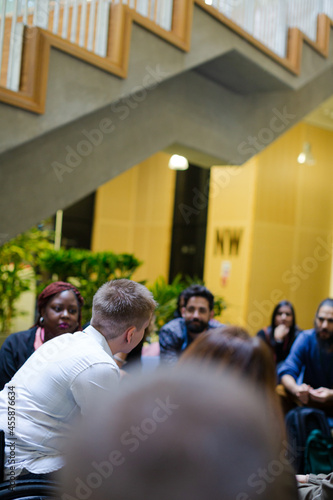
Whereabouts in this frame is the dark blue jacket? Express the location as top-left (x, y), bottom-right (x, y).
top-left (159, 317), bottom-right (222, 365)
top-left (0, 327), bottom-right (37, 390)
top-left (278, 329), bottom-right (333, 388)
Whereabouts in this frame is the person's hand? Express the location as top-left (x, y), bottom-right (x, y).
top-left (309, 387), bottom-right (333, 403)
top-left (296, 474), bottom-right (309, 484)
top-left (274, 324), bottom-right (289, 342)
top-left (295, 383), bottom-right (311, 404)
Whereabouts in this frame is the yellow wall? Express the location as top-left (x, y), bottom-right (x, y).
top-left (204, 161), bottom-right (257, 325)
top-left (91, 152), bottom-right (176, 283)
top-left (204, 123), bottom-right (333, 334)
top-left (92, 123), bottom-right (333, 333)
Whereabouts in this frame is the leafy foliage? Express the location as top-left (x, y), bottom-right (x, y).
top-left (148, 275), bottom-right (185, 330)
top-left (38, 249), bottom-right (142, 326)
top-left (0, 226), bottom-right (54, 333)
top-left (0, 228), bottom-right (226, 337)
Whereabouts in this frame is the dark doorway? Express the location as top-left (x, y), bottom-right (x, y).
top-left (61, 193), bottom-right (96, 249)
top-left (168, 164), bottom-right (210, 282)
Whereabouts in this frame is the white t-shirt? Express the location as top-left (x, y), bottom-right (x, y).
top-left (0, 325), bottom-right (119, 477)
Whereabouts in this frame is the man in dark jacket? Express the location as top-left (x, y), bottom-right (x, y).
top-left (278, 298), bottom-right (333, 413)
top-left (159, 285), bottom-right (221, 365)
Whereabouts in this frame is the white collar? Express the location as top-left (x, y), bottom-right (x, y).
top-left (83, 324), bottom-right (114, 357)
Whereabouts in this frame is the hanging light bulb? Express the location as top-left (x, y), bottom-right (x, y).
top-left (168, 155), bottom-right (189, 171)
top-left (297, 142), bottom-right (316, 166)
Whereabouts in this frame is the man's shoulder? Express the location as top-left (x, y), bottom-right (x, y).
top-left (48, 330), bottom-right (105, 352)
top-left (21, 331), bottom-right (115, 377)
top-left (160, 317), bottom-right (185, 333)
top-left (291, 328), bottom-right (316, 351)
top-left (208, 319), bottom-right (223, 328)
top-left (35, 331), bottom-right (104, 359)
top-left (159, 318), bottom-right (186, 347)
top-left (298, 329), bottom-right (316, 341)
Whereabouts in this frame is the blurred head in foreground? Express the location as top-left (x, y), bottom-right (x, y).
top-left (179, 326), bottom-right (284, 438)
top-left (180, 325), bottom-right (277, 394)
top-left (61, 367), bottom-right (297, 500)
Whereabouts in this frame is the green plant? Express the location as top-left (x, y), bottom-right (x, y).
top-left (0, 226), bottom-right (54, 333)
top-left (38, 248), bottom-right (142, 325)
top-left (148, 275), bottom-right (185, 331)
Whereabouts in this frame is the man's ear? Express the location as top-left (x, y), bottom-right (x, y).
top-left (124, 326), bottom-right (136, 344)
top-left (181, 307), bottom-right (186, 318)
top-left (209, 309), bottom-right (214, 320)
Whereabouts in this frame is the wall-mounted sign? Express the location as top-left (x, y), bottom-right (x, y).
top-left (220, 260), bottom-right (231, 287)
top-left (214, 228), bottom-right (243, 256)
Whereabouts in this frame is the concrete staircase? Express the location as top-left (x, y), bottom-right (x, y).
top-left (1, 4), bottom-right (333, 241)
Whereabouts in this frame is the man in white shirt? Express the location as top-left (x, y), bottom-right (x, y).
top-left (0, 279), bottom-right (156, 483)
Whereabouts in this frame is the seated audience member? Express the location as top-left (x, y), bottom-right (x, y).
top-left (179, 326), bottom-right (285, 437)
top-left (61, 367), bottom-right (298, 500)
top-left (257, 300), bottom-right (301, 368)
top-left (0, 279), bottom-right (156, 480)
top-left (0, 281), bottom-right (84, 389)
top-left (297, 472), bottom-right (333, 500)
top-left (159, 284), bottom-right (222, 364)
top-left (278, 298), bottom-right (333, 414)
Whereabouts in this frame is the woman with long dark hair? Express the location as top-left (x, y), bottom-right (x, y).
top-left (257, 300), bottom-right (301, 368)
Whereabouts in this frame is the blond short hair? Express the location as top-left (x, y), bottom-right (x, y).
top-left (91, 279), bottom-right (157, 339)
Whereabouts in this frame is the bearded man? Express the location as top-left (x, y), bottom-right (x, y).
top-left (159, 285), bottom-right (222, 365)
top-left (278, 298), bottom-right (333, 413)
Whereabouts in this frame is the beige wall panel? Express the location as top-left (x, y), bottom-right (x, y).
top-left (92, 152), bottom-right (175, 283)
top-left (204, 161), bottom-right (257, 326)
top-left (247, 123), bottom-right (333, 334)
top-left (246, 223), bottom-right (297, 334)
top-left (93, 224), bottom-right (131, 253)
top-left (296, 125), bottom-right (333, 229)
top-left (133, 225), bottom-right (173, 283)
top-left (93, 168), bottom-right (137, 224)
top-left (206, 123), bottom-right (333, 334)
top-left (207, 165), bottom-right (255, 221)
top-left (254, 125), bottom-right (302, 225)
top-left (284, 229), bottom-right (332, 330)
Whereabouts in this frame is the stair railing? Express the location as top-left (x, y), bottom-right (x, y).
top-left (0, 0), bottom-right (333, 106)
top-left (0, 0), bottom-right (174, 90)
top-left (208, 0), bottom-right (333, 58)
